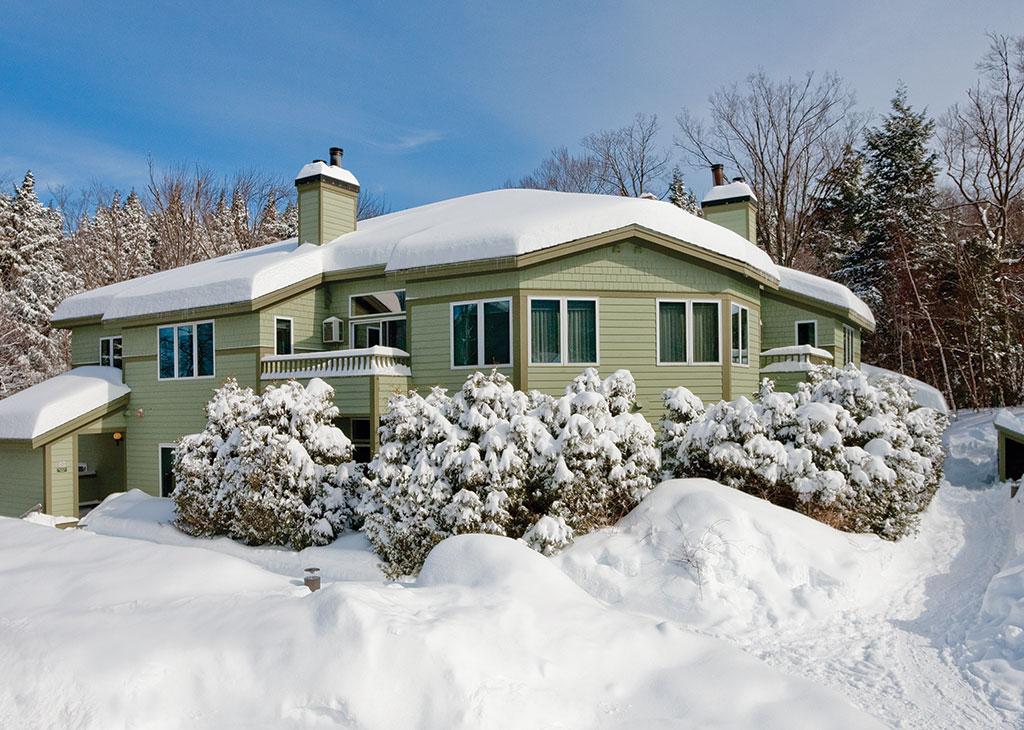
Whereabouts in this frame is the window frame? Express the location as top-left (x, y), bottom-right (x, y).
top-left (731, 303), bottom-right (750, 367)
top-left (656, 298), bottom-right (722, 366)
top-left (350, 316), bottom-right (405, 349)
top-left (274, 316), bottom-right (294, 356)
top-left (795, 320), bottom-right (818, 347)
top-left (99, 335), bottom-right (123, 369)
top-left (449, 297), bottom-right (514, 370)
top-left (527, 296), bottom-right (600, 367)
top-left (843, 324), bottom-right (855, 365)
top-left (158, 443), bottom-right (177, 498)
top-left (156, 319), bottom-right (216, 381)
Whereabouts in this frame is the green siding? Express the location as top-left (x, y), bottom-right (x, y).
top-left (262, 289), bottom-right (327, 352)
top-left (0, 443), bottom-right (44, 517)
top-left (703, 201), bottom-right (757, 244)
top-left (761, 293), bottom-right (843, 362)
top-left (297, 184), bottom-right (356, 246)
top-left (48, 436), bottom-right (76, 516)
top-left (71, 323), bottom-right (122, 366)
top-left (297, 187), bottom-right (321, 246)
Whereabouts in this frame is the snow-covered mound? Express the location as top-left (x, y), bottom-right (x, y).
top-left (0, 513), bottom-right (884, 729)
top-left (556, 479), bottom-right (885, 635)
top-left (861, 362), bottom-right (948, 414)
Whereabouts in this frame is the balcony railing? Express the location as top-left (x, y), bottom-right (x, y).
top-left (759, 345), bottom-right (834, 373)
top-left (261, 346), bottom-right (412, 380)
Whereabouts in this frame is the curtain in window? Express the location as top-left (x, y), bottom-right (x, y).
top-left (483, 301), bottom-right (510, 365)
top-left (453, 303), bottom-right (478, 366)
top-left (159, 327), bottom-right (174, 378)
top-left (567, 300), bottom-right (596, 363)
top-left (531, 300), bottom-right (560, 363)
top-left (731, 305), bottom-right (748, 365)
top-left (197, 322), bottom-right (214, 376)
top-left (692, 303), bottom-right (719, 363)
top-left (176, 325), bottom-right (194, 377)
top-left (659, 302), bottom-right (686, 363)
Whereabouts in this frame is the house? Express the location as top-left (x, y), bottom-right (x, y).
top-left (0, 149), bottom-right (875, 518)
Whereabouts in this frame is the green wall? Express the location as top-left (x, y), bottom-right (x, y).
top-left (47, 435), bottom-right (76, 517)
top-left (0, 443), bottom-right (43, 517)
top-left (71, 323), bottom-right (122, 367)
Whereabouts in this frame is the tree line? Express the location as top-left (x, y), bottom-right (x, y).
top-left (510, 33), bottom-right (1024, 411)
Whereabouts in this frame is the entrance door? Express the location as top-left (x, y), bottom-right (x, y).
top-left (159, 445), bottom-right (176, 497)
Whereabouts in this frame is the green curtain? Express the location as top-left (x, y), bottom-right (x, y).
top-left (453, 303), bottom-right (478, 366)
top-left (483, 301), bottom-right (510, 365)
top-left (531, 300), bottom-right (560, 363)
top-left (659, 302), bottom-right (686, 362)
top-left (567, 300), bottom-right (596, 363)
top-left (692, 303), bottom-right (719, 363)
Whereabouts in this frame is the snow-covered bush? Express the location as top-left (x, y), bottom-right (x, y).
top-left (172, 378), bottom-right (360, 550)
top-left (661, 364), bottom-right (947, 540)
top-left (360, 368), bottom-right (658, 577)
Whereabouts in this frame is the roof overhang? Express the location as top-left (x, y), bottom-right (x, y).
top-left (765, 287), bottom-right (876, 332)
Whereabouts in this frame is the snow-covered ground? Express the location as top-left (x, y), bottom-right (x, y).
top-left (0, 411), bottom-right (1020, 728)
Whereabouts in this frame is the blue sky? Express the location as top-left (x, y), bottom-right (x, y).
top-left (2, 1), bottom-right (1019, 211)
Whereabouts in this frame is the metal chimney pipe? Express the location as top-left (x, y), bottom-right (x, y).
top-left (329, 147), bottom-right (344, 167)
top-left (711, 164), bottom-right (726, 187)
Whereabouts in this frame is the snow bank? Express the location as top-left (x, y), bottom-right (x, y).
top-left (556, 479), bottom-right (884, 635)
top-left (861, 362), bottom-right (949, 414)
top-left (0, 366), bottom-right (129, 440)
top-left (324, 188), bottom-right (780, 279)
top-left (777, 266), bottom-right (875, 328)
top-left (0, 507), bottom-right (886, 729)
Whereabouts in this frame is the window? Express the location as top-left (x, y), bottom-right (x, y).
top-left (335, 417), bottom-right (372, 463)
top-left (159, 445), bottom-right (176, 497)
top-left (529, 298), bottom-right (598, 365)
top-left (844, 325), bottom-right (855, 364)
top-left (657, 300), bottom-right (720, 364)
top-left (731, 304), bottom-right (749, 365)
top-left (275, 317), bottom-right (293, 355)
top-left (796, 320), bottom-right (817, 347)
top-left (350, 290), bottom-right (407, 351)
top-left (99, 336), bottom-right (123, 369)
top-left (158, 321), bottom-right (214, 380)
top-left (451, 298), bottom-right (512, 368)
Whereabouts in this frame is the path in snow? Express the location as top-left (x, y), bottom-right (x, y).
top-left (736, 411), bottom-right (1017, 729)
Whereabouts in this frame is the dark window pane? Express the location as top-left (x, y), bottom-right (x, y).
top-left (530, 300), bottom-right (560, 364)
top-left (453, 303), bottom-right (478, 366)
top-left (197, 322), bottom-right (214, 376)
top-left (797, 322), bottom-right (817, 347)
top-left (658, 302), bottom-right (686, 363)
top-left (567, 300), bottom-right (596, 363)
top-left (160, 447), bottom-right (176, 496)
top-left (112, 337), bottom-right (123, 369)
top-left (384, 319), bottom-right (407, 351)
top-left (352, 418), bottom-right (371, 441)
top-left (177, 325), bottom-right (194, 378)
top-left (483, 300), bottom-right (510, 365)
top-left (692, 303), bottom-right (719, 363)
top-left (351, 290), bottom-right (405, 316)
top-left (159, 327), bottom-right (175, 379)
top-left (740, 308), bottom-right (748, 365)
top-left (275, 318), bottom-right (292, 355)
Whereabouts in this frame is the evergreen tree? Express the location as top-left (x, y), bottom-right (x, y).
top-left (667, 167), bottom-right (701, 216)
top-left (809, 145), bottom-right (867, 275)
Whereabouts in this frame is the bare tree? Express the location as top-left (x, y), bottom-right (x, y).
top-left (223, 168), bottom-right (292, 249)
top-left (583, 113), bottom-right (671, 197)
top-left (357, 188), bottom-right (392, 220)
top-left (677, 70), bottom-right (864, 265)
top-left (510, 147), bottom-right (607, 194)
top-left (147, 160), bottom-right (216, 270)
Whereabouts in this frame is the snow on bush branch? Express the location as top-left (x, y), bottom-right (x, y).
top-left (660, 364), bottom-right (947, 540)
top-left (359, 369), bottom-right (659, 577)
top-left (172, 378), bottom-right (363, 550)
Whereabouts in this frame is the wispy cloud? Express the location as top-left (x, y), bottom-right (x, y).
top-left (369, 129), bottom-right (445, 154)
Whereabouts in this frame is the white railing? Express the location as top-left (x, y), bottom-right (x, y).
top-left (261, 346), bottom-right (411, 380)
top-left (759, 345), bottom-right (834, 373)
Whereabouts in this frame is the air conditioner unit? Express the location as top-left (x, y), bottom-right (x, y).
top-left (322, 317), bottom-right (345, 344)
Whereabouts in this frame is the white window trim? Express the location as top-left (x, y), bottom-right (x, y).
top-left (656, 298), bottom-right (722, 366)
top-left (449, 297), bottom-right (514, 370)
top-left (795, 320), bottom-right (818, 347)
top-left (157, 320), bottom-right (216, 381)
top-left (843, 324), bottom-right (855, 364)
top-left (731, 303), bottom-right (751, 368)
top-left (99, 335), bottom-right (122, 368)
top-left (350, 315), bottom-right (406, 348)
top-left (158, 443), bottom-right (177, 498)
top-left (527, 296), bottom-right (600, 367)
top-left (274, 316), bottom-right (294, 356)
top-left (349, 289), bottom-right (407, 319)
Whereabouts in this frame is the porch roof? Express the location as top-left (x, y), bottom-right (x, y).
top-left (0, 367), bottom-right (131, 445)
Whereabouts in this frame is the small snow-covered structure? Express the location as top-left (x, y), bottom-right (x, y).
top-left (0, 367), bottom-right (130, 517)
top-left (994, 409), bottom-right (1024, 491)
top-left (2, 152), bottom-right (881, 516)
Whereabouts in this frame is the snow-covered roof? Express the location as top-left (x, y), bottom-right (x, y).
top-left (777, 266), bottom-right (875, 329)
top-left (295, 161), bottom-right (360, 188)
top-left (322, 188), bottom-right (780, 277)
top-left (53, 238), bottom-right (321, 323)
top-left (994, 409), bottom-right (1024, 439)
top-left (702, 181), bottom-right (756, 205)
top-left (0, 367), bottom-right (130, 441)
